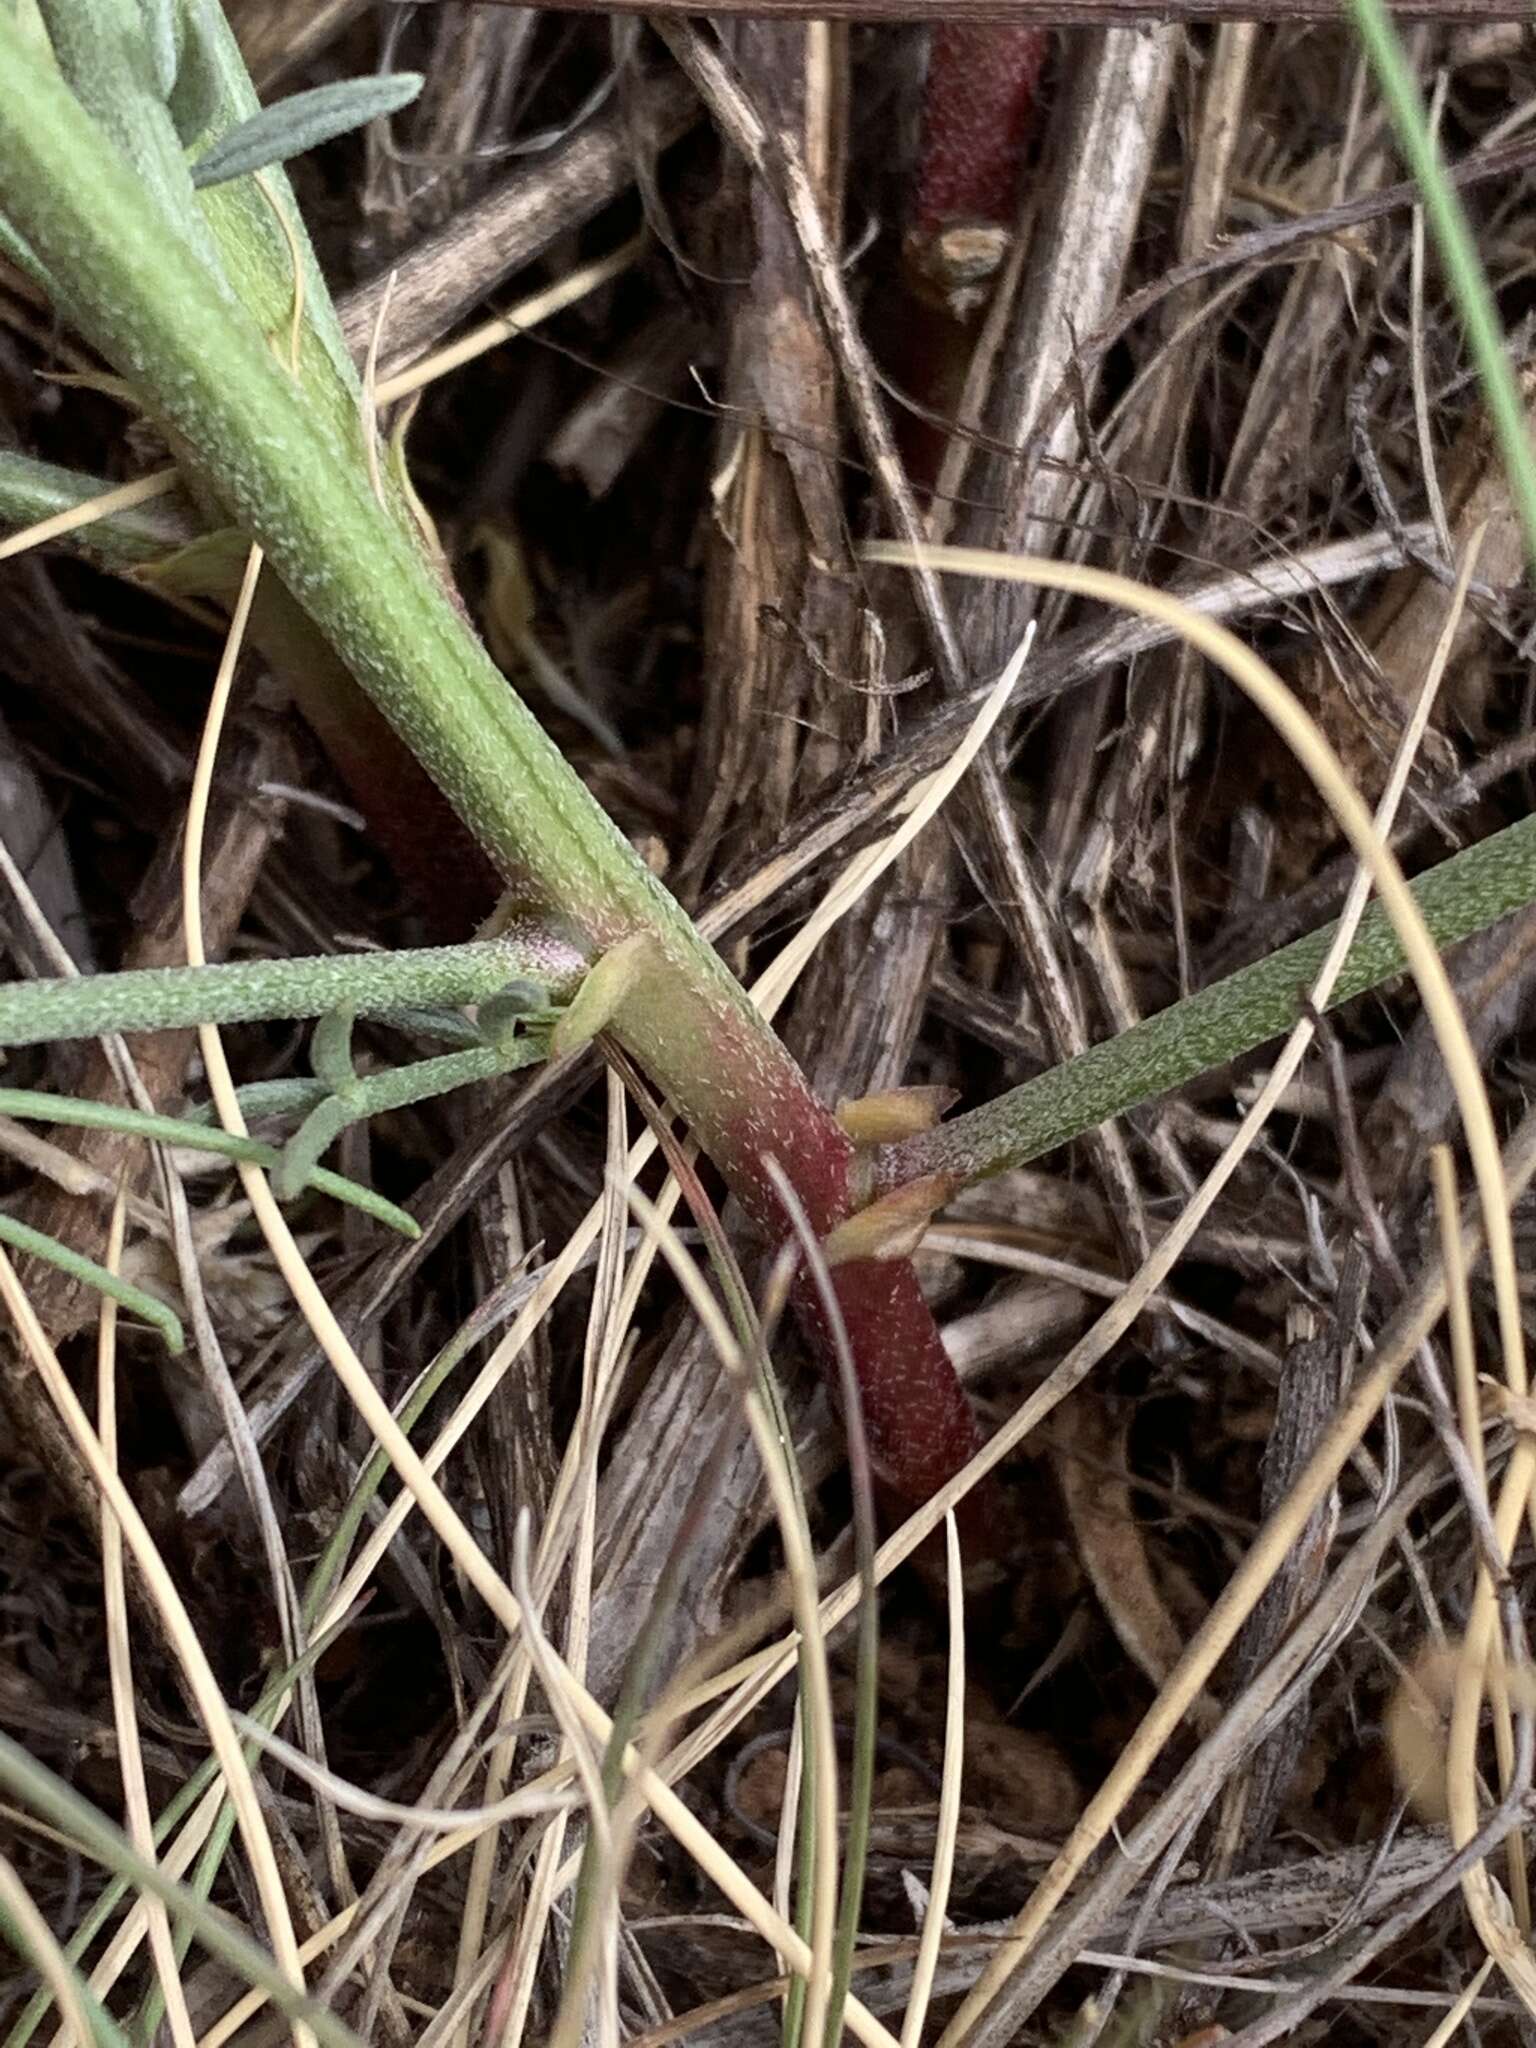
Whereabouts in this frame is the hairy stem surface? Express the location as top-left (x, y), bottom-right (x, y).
top-left (872, 812), bottom-right (1536, 1191)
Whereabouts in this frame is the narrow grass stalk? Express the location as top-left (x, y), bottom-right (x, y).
top-left (781, 1707), bottom-right (813, 2048)
top-left (763, 1164), bottom-right (881, 2048)
top-left (1347, 0), bottom-right (1536, 571)
top-left (899, 1512), bottom-right (965, 2048)
top-left (871, 810), bottom-right (1536, 1194)
top-left (0, 1857), bottom-right (129, 2048)
top-left (0, 1734), bottom-right (364, 2048)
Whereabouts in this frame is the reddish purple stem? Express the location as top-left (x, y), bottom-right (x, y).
top-left (912, 23), bottom-right (1050, 236)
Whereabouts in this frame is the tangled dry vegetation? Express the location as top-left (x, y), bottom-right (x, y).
top-left (6, 6), bottom-right (1536, 2046)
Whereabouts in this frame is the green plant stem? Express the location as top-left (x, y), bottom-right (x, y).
top-left (0, 19), bottom-right (767, 1084)
top-left (872, 812), bottom-right (1536, 1193)
top-left (1348, 0), bottom-right (1536, 574)
top-left (0, 935), bottom-right (583, 1047)
top-left (0, 8), bottom-right (986, 1510)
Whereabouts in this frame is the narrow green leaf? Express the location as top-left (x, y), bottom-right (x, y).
top-left (871, 811), bottom-right (1536, 1195)
top-left (0, 936), bottom-right (582, 1049)
top-left (273, 1042), bottom-right (519, 1199)
top-left (273, 1094), bottom-right (359, 1204)
top-left (0, 1089), bottom-right (419, 1238)
top-left (0, 1210), bottom-right (184, 1353)
top-left (189, 72), bottom-right (425, 189)
top-left (1347, 0), bottom-right (1536, 579)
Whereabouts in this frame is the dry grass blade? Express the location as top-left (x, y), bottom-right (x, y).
top-left (898, 1511), bottom-right (965, 2048)
top-left (1419, 1957), bottom-right (1495, 2047)
top-left (0, 1853), bottom-right (99, 2048)
top-left (226, 1716), bottom-right (574, 1831)
top-left (0, 1249), bottom-right (309, 2042)
top-left (1431, 1143), bottom-right (1530, 1933)
top-left (619, 1180), bottom-right (840, 2048)
top-left (510, 1507), bottom-right (617, 2048)
top-left (95, 1193), bottom-right (196, 2048)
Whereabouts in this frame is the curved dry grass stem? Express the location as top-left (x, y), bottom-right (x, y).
top-left (899, 1511), bottom-right (965, 2048)
top-left (229, 1715), bottom-right (572, 1831)
top-left (1446, 1469), bottom-right (1536, 1991)
top-left (1422, 1958), bottom-right (1497, 2048)
top-left (509, 1640), bottom-right (905, 2048)
top-left (620, 1179), bottom-right (842, 2048)
top-left (175, 539), bottom-right (311, 2043)
top-left (1433, 1145), bottom-right (1530, 1932)
top-left (96, 1193), bottom-right (196, 2048)
top-left (512, 1505), bottom-right (615, 2048)
top-left (0, 1852), bottom-right (96, 2048)
top-left (0, 1252), bottom-right (309, 2043)
top-left (774, 1705), bottom-right (807, 1982)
